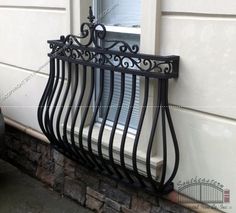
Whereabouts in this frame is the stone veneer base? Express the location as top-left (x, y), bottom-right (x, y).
top-left (0, 125), bottom-right (193, 213)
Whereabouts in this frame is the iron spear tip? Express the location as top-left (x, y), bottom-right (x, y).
top-left (88, 6), bottom-right (95, 23)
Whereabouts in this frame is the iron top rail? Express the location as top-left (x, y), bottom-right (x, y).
top-left (48, 39), bottom-right (179, 79)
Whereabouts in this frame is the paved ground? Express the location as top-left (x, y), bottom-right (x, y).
top-left (0, 159), bottom-right (92, 213)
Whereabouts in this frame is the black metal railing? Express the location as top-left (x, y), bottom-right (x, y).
top-left (38, 7), bottom-right (180, 195)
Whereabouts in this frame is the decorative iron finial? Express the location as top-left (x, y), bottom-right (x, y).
top-left (87, 6), bottom-right (95, 24)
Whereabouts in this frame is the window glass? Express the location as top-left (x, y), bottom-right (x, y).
top-left (96, 0), bottom-right (141, 27)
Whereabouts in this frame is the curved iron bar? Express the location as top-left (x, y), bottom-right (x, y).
top-left (61, 63), bottom-right (87, 162)
top-left (97, 70), bottom-right (114, 175)
top-left (46, 59), bottom-right (65, 149)
top-left (77, 67), bottom-right (104, 170)
top-left (132, 77), bottom-right (149, 187)
top-left (38, 7), bottom-right (180, 194)
top-left (55, 61), bottom-right (69, 150)
top-left (48, 60), bottom-right (64, 147)
top-left (146, 80), bottom-right (162, 192)
top-left (86, 69), bottom-right (105, 171)
top-left (120, 75), bottom-right (137, 183)
top-left (159, 80), bottom-right (168, 187)
top-left (38, 59), bottom-right (56, 144)
top-left (108, 73), bottom-right (125, 179)
top-left (70, 66), bottom-right (93, 167)
top-left (162, 80), bottom-right (180, 191)
top-left (44, 59), bottom-right (56, 141)
top-left (55, 62), bottom-right (74, 154)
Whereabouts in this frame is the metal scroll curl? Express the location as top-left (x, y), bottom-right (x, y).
top-left (59, 7), bottom-right (139, 54)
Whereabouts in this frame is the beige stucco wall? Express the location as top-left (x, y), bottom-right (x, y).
top-left (0, 0), bottom-right (70, 131)
top-left (161, 1), bottom-right (236, 211)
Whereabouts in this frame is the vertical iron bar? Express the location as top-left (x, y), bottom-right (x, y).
top-left (51, 60), bottom-right (65, 146)
top-left (48, 59), bottom-right (62, 146)
top-left (146, 80), bottom-right (162, 191)
top-left (38, 58), bottom-right (55, 139)
top-left (70, 65), bottom-right (92, 166)
top-left (97, 70), bottom-right (114, 175)
top-left (62, 63), bottom-right (85, 162)
top-left (87, 69), bottom-right (105, 171)
top-left (44, 58), bottom-right (57, 146)
top-left (61, 62), bottom-right (75, 155)
top-left (62, 62), bottom-right (72, 147)
top-left (56, 61), bottom-right (65, 147)
top-left (55, 61), bottom-right (73, 153)
top-left (108, 73), bottom-right (125, 179)
top-left (160, 80), bottom-right (167, 188)
top-left (132, 77), bottom-right (149, 187)
top-left (78, 67), bottom-right (100, 169)
top-left (120, 75), bottom-right (136, 183)
top-left (163, 80), bottom-right (180, 189)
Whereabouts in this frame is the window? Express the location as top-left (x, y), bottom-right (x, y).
top-left (95, 0), bottom-right (141, 27)
top-left (94, 0), bottom-right (141, 131)
top-left (68, 0), bottom-right (162, 176)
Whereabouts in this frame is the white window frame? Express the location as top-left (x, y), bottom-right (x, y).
top-left (69, 0), bottom-right (162, 176)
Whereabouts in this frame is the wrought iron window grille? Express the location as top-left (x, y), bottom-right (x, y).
top-left (38, 7), bottom-right (180, 195)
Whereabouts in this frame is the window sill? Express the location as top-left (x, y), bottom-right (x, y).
top-left (101, 25), bottom-right (141, 35)
top-left (67, 123), bottom-right (162, 179)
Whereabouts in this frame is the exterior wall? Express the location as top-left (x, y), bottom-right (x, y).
top-left (1, 125), bottom-right (193, 213)
top-left (0, 0), bottom-right (235, 212)
top-left (161, 1), bottom-right (236, 211)
top-left (0, 0), bottom-right (70, 131)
